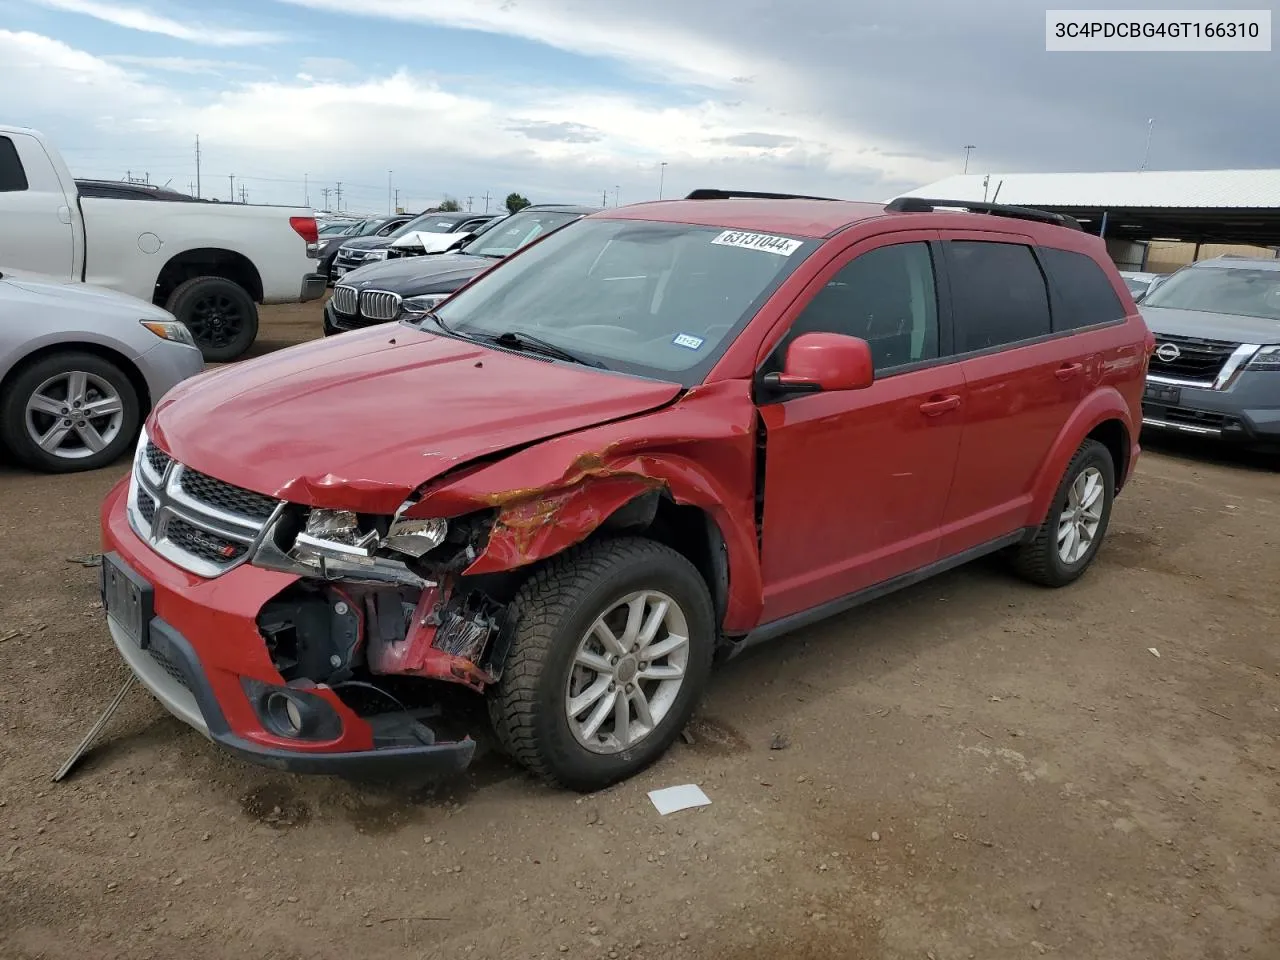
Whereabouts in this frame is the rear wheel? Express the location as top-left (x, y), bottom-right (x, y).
top-left (1012, 439), bottom-right (1115, 587)
top-left (488, 537), bottom-right (715, 792)
top-left (165, 276), bottom-right (258, 362)
top-left (0, 351), bottom-right (140, 473)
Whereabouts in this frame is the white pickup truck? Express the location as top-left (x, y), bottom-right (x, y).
top-left (0, 126), bottom-right (325, 361)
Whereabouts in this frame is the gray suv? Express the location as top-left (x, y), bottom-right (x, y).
top-left (1139, 256), bottom-right (1280, 447)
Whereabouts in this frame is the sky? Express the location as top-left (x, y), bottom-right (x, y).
top-left (0, 0), bottom-right (1276, 214)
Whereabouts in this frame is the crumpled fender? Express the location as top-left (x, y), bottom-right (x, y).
top-left (406, 380), bottom-right (765, 633)
top-left (1028, 384), bottom-right (1137, 523)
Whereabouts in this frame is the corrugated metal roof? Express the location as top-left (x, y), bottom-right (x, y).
top-left (894, 170), bottom-right (1280, 210)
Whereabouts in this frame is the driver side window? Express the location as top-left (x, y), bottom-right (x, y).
top-left (778, 241), bottom-right (940, 373)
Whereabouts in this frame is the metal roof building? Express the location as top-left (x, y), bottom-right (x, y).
top-left (895, 170), bottom-right (1280, 247)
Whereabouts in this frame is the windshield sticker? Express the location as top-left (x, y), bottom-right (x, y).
top-left (672, 333), bottom-right (705, 350)
top-left (711, 230), bottom-right (803, 257)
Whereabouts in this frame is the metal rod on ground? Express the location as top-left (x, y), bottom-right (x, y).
top-left (53, 674), bottom-right (137, 782)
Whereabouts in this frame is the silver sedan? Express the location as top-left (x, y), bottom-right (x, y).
top-left (0, 271), bottom-right (204, 472)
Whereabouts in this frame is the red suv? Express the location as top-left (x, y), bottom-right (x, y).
top-left (99, 190), bottom-right (1153, 791)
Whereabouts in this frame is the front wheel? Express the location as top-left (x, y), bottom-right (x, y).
top-left (0, 351), bottom-right (141, 473)
top-left (488, 537), bottom-right (716, 792)
top-left (1012, 438), bottom-right (1115, 587)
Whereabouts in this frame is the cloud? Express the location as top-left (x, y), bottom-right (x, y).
top-left (507, 121), bottom-right (604, 144)
top-left (29, 0), bottom-right (285, 46)
top-left (713, 133), bottom-right (801, 149)
top-left (107, 55), bottom-right (259, 75)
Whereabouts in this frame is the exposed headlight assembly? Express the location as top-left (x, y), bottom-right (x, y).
top-left (1245, 345), bottom-right (1280, 371)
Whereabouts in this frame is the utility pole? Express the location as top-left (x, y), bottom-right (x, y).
top-left (335, 181), bottom-right (343, 212)
top-left (195, 135), bottom-right (201, 198)
top-left (188, 181), bottom-right (195, 195)
top-left (466, 195), bottom-right (473, 211)
top-left (963, 144), bottom-right (975, 174)
top-left (304, 172), bottom-right (309, 207)
top-left (239, 184), bottom-right (247, 204)
top-left (387, 169), bottom-right (393, 214)
top-left (482, 191), bottom-right (491, 213)
top-left (602, 188), bottom-right (608, 206)
top-left (659, 161), bottom-right (667, 199)
top-left (229, 174), bottom-right (235, 202)
top-left (615, 185), bottom-right (620, 207)
top-left (394, 188), bottom-right (400, 213)
top-left (321, 186), bottom-right (331, 211)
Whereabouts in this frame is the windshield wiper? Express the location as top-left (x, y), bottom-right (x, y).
top-left (480, 330), bottom-right (604, 368)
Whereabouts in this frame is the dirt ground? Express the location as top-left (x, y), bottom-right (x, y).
top-left (1, 303), bottom-right (1278, 960)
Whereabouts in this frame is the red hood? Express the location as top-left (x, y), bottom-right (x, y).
top-left (149, 326), bottom-right (681, 513)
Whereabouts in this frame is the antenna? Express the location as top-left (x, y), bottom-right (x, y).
top-left (990, 179), bottom-right (1005, 203)
top-left (1139, 117), bottom-right (1155, 171)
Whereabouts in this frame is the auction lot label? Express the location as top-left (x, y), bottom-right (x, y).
top-left (1046, 10), bottom-right (1271, 51)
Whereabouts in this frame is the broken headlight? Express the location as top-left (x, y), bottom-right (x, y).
top-left (383, 517), bottom-right (448, 558)
top-left (304, 509), bottom-right (378, 548)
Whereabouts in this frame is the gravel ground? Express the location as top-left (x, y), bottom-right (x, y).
top-left (1, 304), bottom-right (1277, 960)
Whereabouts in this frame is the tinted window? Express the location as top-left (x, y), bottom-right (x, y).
top-left (948, 241), bottom-right (1050, 351)
top-left (1040, 248), bottom-right (1127, 330)
top-left (0, 137), bottom-right (29, 192)
top-left (786, 242), bottom-right (939, 371)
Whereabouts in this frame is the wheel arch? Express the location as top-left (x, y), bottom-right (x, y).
top-left (1028, 387), bottom-right (1136, 523)
top-left (153, 248), bottom-right (264, 306)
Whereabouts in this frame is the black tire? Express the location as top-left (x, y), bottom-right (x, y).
top-left (487, 537), bottom-right (716, 792)
top-left (0, 351), bottom-right (141, 473)
top-left (1012, 439), bottom-right (1115, 587)
top-left (165, 276), bottom-right (259, 362)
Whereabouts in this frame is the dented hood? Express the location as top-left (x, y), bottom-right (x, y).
top-left (148, 326), bottom-right (682, 513)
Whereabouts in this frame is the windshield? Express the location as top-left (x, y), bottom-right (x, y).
top-left (461, 210), bottom-right (582, 258)
top-left (431, 218), bottom-right (816, 385)
top-left (318, 221), bottom-right (358, 237)
top-left (390, 214), bottom-right (464, 238)
top-left (1143, 265), bottom-right (1280, 322)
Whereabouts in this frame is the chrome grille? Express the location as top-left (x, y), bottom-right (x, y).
top-left (127, 432), bottom-right (282, 578)
top-left (1149, 335), bottom-right (1238, 384)
top-left (360, 290), bottom-right (402, 321)
top-left (331, 284), bottom-right (357, 315)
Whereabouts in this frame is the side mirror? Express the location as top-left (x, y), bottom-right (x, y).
top-left (763, 332), bottom-right (874, 395)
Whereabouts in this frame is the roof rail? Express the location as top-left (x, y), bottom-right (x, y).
top-left (884, 196), bottom-right (1084, 231)
top-left (685, 188), bottom-right (841, 202)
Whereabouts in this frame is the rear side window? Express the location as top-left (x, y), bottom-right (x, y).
top-left (1039, 247), bottom-right (1127, 331)
top-left (0, 137), bottom-right (29, 192)
top-left (948, 241), bottom-right (1051, 352)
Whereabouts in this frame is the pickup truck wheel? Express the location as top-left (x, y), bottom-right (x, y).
top-left (166, 277), bottom-right (258, 362)
top-left (1012, 439), bottom-right (1115, 587)
top-left (1, 352), bottom-right (140, 473)
top-left (488, 537), bottom-right (716, 792)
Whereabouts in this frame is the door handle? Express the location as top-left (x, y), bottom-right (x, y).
top-left (1054, 362), bottom-right (1083, 381)
top-left (919, 395), bottom-right (962, 416)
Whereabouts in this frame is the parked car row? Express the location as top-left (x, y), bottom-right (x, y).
top-left (330, 210), bottom-right (500, 279)
top-left (94, 189), bottom-right (1170, 794)
top-left (324, 205), bottom-right (597, 334)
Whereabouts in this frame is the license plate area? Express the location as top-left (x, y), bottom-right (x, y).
top-left (101, 553), bottom-right (154, 649)
top-left (1144, 383), bottom-right (1181, 405)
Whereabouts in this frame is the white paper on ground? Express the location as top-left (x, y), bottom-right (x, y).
top-left (648, 784), bottom-right (711, 815)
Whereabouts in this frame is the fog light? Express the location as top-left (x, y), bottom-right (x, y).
top-left (242, 678), bottom-right (343, 741)
top-left (266, 691), bottom-right (304, 735)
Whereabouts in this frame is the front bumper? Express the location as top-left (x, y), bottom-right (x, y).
top-left (299, 272), bottom-right (327, 303)
top-left (138, 340), bottom-right (204, 407)
top-left (1142, 370), bottom-right (1280, 442)
top-left (99, 481), bottom-right (475, 777)
top-left (322, 298), bottom-right (389, 336)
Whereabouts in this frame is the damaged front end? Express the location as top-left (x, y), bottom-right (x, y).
top-left (252, 502), bottom-right (516, 695)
